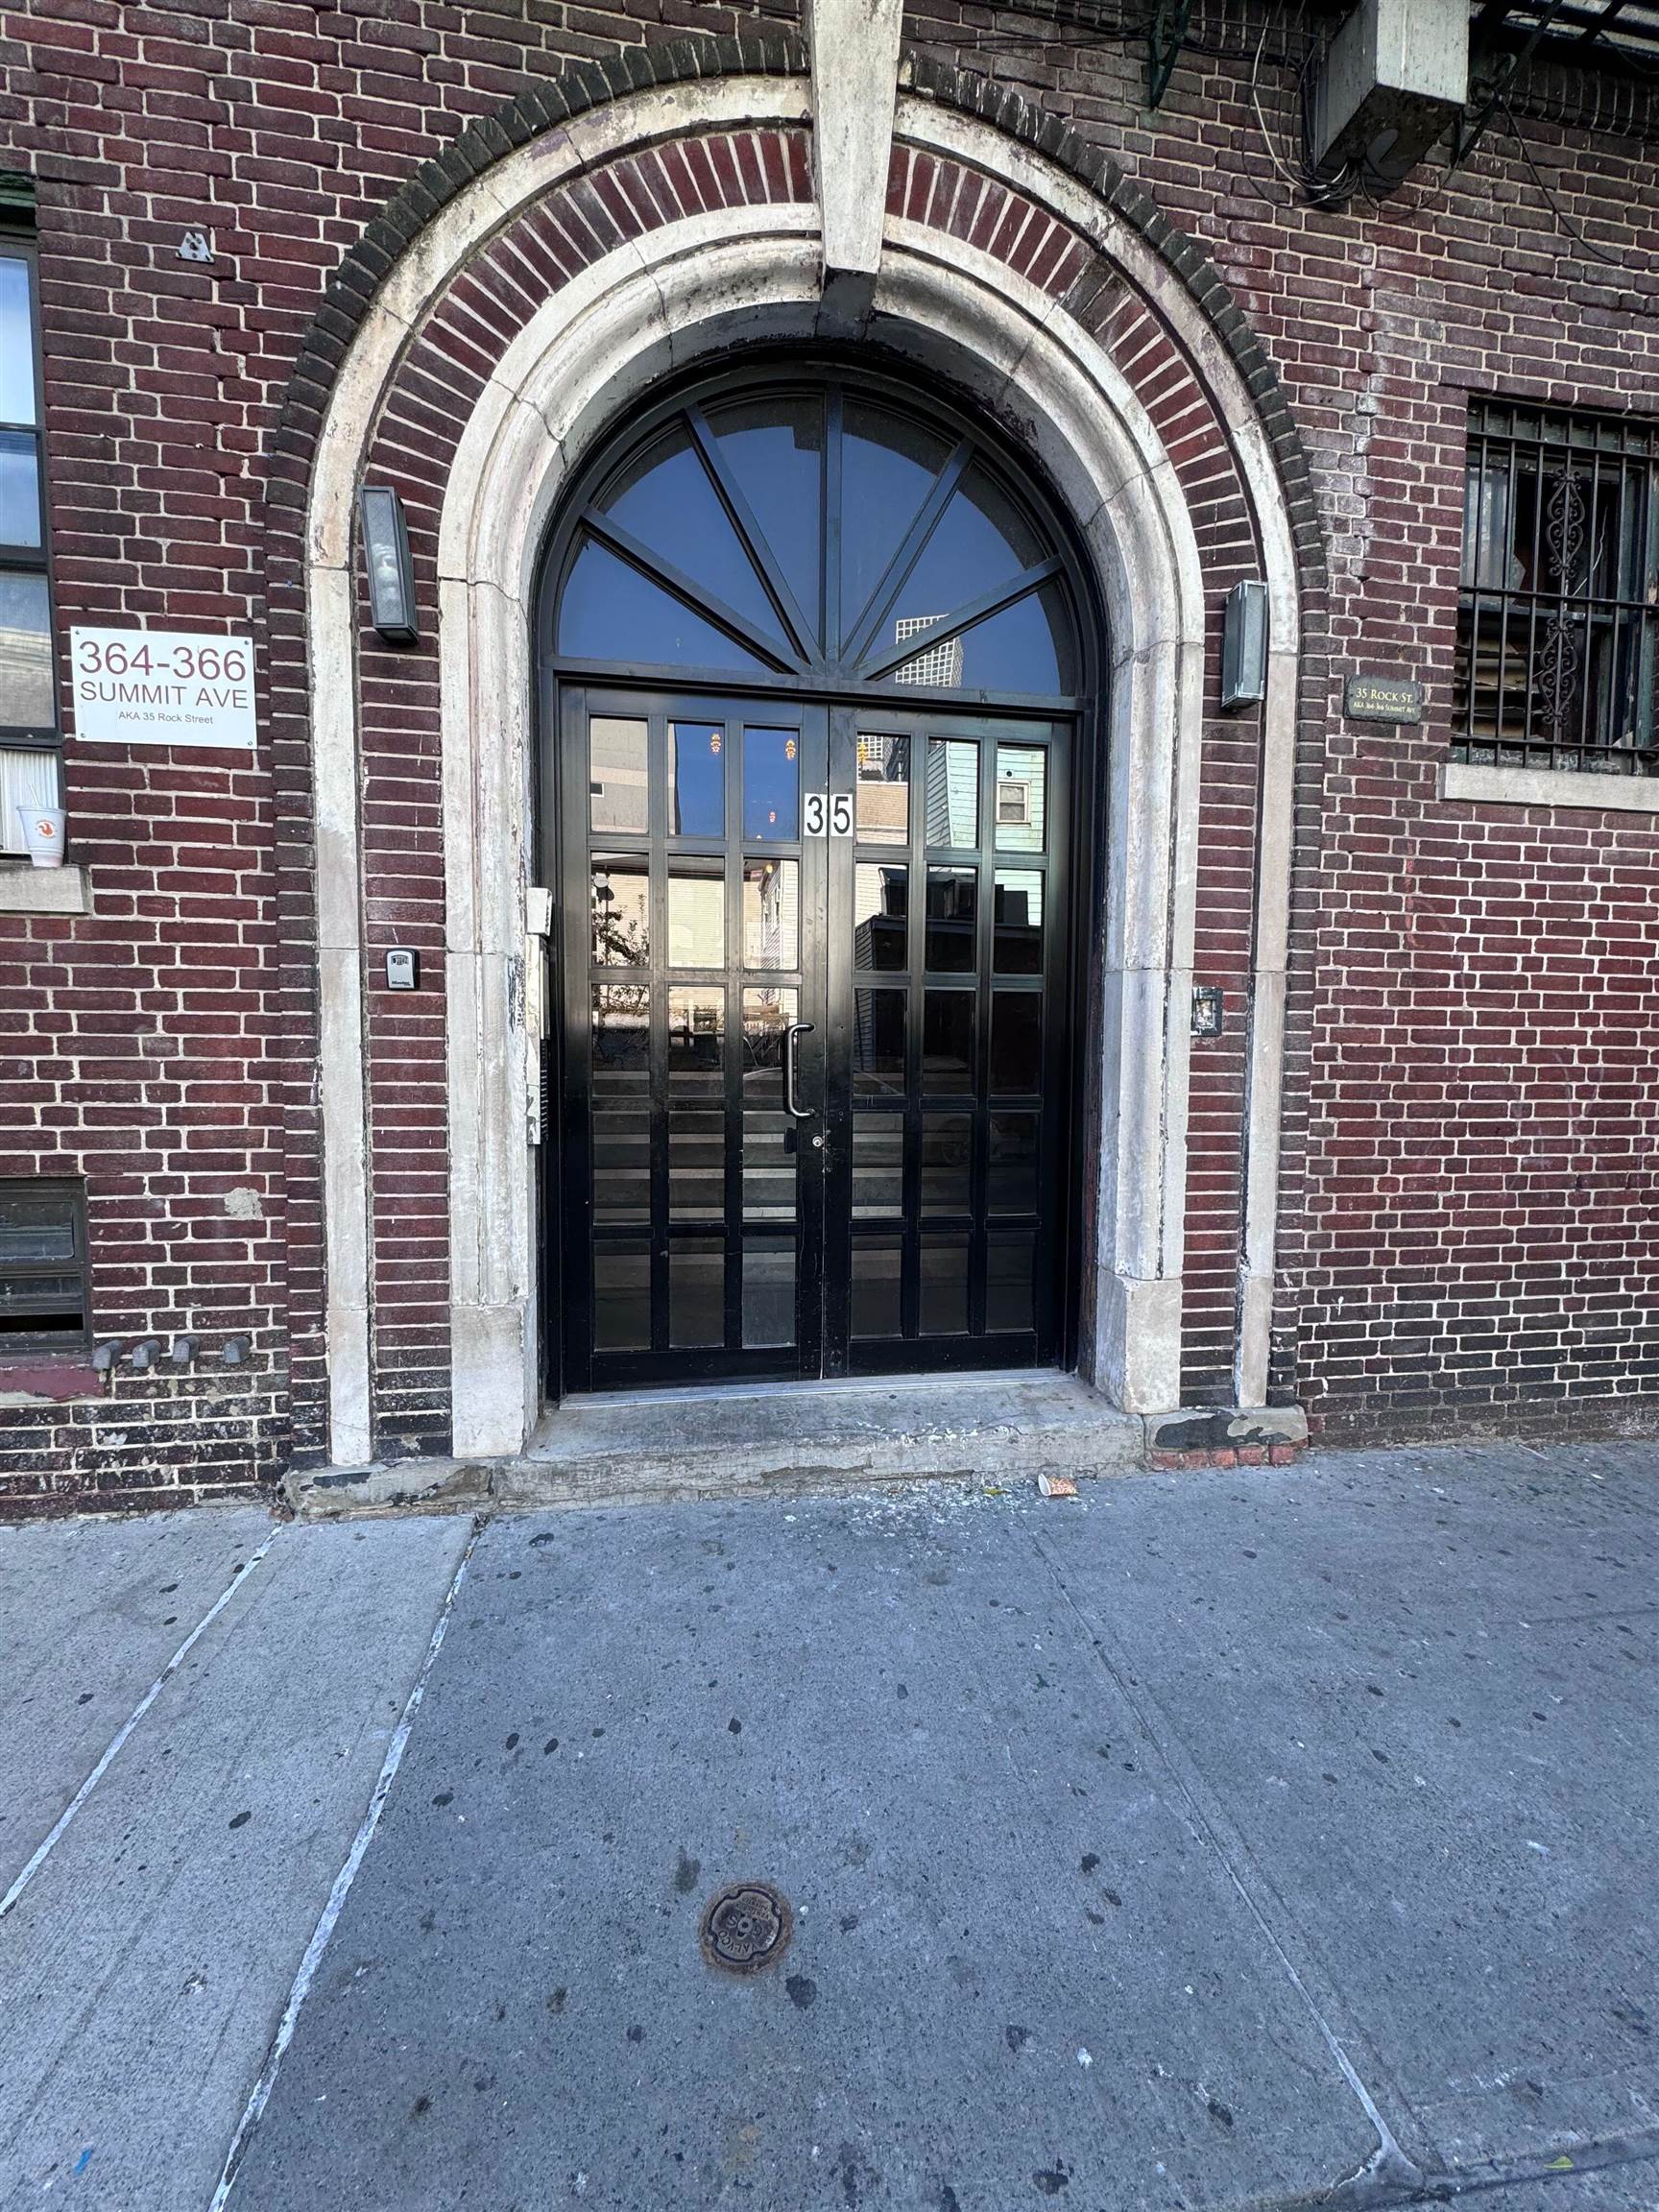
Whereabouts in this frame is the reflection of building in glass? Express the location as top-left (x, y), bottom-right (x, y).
top-left (925, 737), bottom-right (977, 848)
top-left (743, 857), bottom-right (800, 970)
top-left (854, 863), bottom-right (907, 970)
top-left (853, 988), bottom-right (905, 1089)
top-left (995, 745), bottom-right (1046, 852)
top-left (753, 859), bottom-right (797, 966)
top-left (993, 871), bottom-right (1044, 972)
top-left (893, 614), bottom-right (963, 687)
top-left (589, 714), bottom-right (649, 831)
top-left (856, 733), bottom-right (910, 842)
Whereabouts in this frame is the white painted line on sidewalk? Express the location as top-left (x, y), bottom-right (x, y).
top-left (0, 1528), bottom-right (280, 1925)
top-left (208, 1514), bottom-right (485, 2211)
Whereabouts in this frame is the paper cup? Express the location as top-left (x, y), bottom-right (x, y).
top-left (17, 805), bottom-right (66, 868)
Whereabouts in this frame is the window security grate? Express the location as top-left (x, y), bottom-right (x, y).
top-left (1454, 397), bottom-right (1659, 777)
top-left (0, 1179), bottom-right (89, 1351)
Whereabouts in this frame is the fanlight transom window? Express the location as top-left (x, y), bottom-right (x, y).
top-left (554, 378), bottom-right (1081, 699)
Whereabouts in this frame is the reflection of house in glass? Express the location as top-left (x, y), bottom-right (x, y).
top-left (854, 863), bottom-right (907, 970)
top-left (993, 873), bottom-right (1043, 972)
top-left (853, 986), bottom-right (905, 1092)
top-left (925, 737), bottom-right (977, 847)
top-left (994, 744), bottom-right (1045, 851)
top-left (589, 714), bottom-right (649, 833)
top-left (745, 857), bottom-right (799, 969)
top-left (855, 733), bottom-right (909, 842)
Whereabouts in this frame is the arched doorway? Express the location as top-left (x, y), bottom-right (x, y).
top-left (538, 363), bottom-right (1099, 1393)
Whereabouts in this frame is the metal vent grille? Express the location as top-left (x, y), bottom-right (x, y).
top-left (0, 1178), bottom-right (90, 1352)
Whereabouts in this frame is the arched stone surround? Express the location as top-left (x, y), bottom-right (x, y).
top-left (280, 45), bottom-right (1313, 1465)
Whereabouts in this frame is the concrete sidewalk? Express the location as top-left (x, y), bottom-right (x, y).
top-left (1, 1444), bottom-right (1655, 2210)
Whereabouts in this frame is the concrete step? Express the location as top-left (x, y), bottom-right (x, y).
top-left (283, 1378), bottom-right (1309, 1517)
top-left (286, 1372), bottom-right (1142, 1516)
top-left (501, 1370), bottom-right (1142, 1508)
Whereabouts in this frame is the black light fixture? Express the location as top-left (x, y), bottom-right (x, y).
top-left (1220, 578), bottom-right (1268, 711)
top-left (360, 485), bottom-right (419, 644)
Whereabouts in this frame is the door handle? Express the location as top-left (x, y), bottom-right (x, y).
top-left (782, 1021), bottom-right (816, 1121)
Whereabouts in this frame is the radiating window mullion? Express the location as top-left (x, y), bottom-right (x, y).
top-left (858, 560), bottom-right (1067, 685)
top-left (825, 385), bottom-right (845, 666)
top-left (685, 405), bottom-right (821, 670)
top-left (842, 439), bottom-right (973, 671)
top-left (581, 509), bottom-right (800, 673)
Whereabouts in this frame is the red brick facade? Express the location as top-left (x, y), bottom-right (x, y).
top-left (3, 1), bottom-right (1657, 1513)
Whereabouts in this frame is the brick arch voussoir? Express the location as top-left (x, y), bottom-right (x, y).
top-left (268, 36), bottom-right (1322, 606)
top-left (902, 57), bottom-right (1328, 600)
top-left (266, 31), bottom-right (808, 512)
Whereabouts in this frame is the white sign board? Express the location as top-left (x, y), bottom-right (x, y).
top-left (69, 628), bottom-right (256, 751)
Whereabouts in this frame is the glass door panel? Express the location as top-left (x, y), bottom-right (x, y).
top-left (561, 687), bottom-right (1070, 1390)
top-left (561, 689), bottom-right (827, 1389)
top-left (828, 705), bottom-right (1070, 1376)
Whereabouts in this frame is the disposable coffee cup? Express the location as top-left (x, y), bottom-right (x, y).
top-left (17, 805), bottom-right (66, 868)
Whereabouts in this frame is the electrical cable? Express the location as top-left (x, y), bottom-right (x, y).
top-left (1501, 99), bottom-right (1645, 271)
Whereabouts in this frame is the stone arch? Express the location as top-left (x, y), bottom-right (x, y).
top-left (278, 50), bottom-right (1315, 1465)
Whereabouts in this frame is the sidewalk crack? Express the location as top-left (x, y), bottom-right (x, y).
top-left (1028, 1516), bottom-right (1432, 2201)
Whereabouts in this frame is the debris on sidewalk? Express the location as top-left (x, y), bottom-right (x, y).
top-left (1036, 1473), bottom-right (1080, 1499)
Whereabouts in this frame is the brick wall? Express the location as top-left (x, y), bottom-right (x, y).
top-left (2, 0), bottom-right (1657, 1510)
top-left (903, 0), bottom-right (1659, 1436)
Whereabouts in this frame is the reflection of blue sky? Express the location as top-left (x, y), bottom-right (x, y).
top-left (710, 402), bottom-right (823, 621)
top-left (607, 434), bottom-right (786, 646)
top-left (559, 397), bottom-right (1075, 695)
top-left (957, 595), bottom-right (1066, 693)
top-left (841, 406), bottom-right (950, 636)
top-left (669, 722), bottom-right (723, 836)
top-left (743, 727), bottom-right (798, 839)
top-left (0, 256), bottom-right (36, 425)
top-left (561, 542), bottom-right (765, 670)
top-left (899, 471), bottom-right (1031, 621)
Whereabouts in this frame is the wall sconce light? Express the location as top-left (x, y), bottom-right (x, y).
top-left (1221, 578), bottom-right (1268, 710)
top-left (360, 485), bottom-right (419, 645)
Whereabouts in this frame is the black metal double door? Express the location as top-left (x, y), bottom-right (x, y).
top-left (558, 686), bottom-right (1072, 1391)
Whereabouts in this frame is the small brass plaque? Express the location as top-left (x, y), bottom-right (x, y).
top-left (1345, 673), bottom-right (1424, 724)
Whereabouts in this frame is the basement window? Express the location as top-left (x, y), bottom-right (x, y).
top-left (0, 1179), bottom-right (89, 1352)
top-left (1454, 397), bottom-right (1659, 777)
top-left (0, 187), bottom-right (62, 858)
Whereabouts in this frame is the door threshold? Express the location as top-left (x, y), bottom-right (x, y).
top-left (506, 1368), bottom-right (1142, 1506)
top-left (558, 1366), bottom-right (1066, 1413)
top-left (282, 1384), bottom-right (1310, 1518)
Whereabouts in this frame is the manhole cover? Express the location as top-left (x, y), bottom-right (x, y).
top-left (699, 1882), bottom-right (792, 1975)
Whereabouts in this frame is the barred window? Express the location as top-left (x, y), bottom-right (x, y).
top-left (1454, 398), bottom-right (1659, 777)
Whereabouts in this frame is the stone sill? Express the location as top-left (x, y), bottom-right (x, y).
top-left (1438, 762), bottom-right (1659, 814)
top-left (0, 863), bottom-right (91, 914)
top-left (0, 1356), bottom-right (103, 1407)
